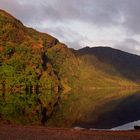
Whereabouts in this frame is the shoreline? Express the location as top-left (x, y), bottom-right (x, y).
top-left (0, 124), bottom-right (140, 140)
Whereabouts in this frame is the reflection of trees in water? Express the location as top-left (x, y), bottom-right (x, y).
top-left (0, 89), bottom-right (61, 125)
top-left (1, 89), bottom-right (139, 128)
top-left (77, 91), bottom-right (140, 129)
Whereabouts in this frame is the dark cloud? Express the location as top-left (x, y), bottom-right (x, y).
top-left (0, 0), bottom-right (130, 27)
top-left (1, 0), bottom-right (140, 32)
top-left (46, 0), bottom-right (140, 35)
top-left (120, 0), bottom-right (140, 34)
top-left (40, 0), bottom-right (122, 26)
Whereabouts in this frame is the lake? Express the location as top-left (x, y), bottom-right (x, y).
top-left (0, 88), bottom-right (140, 129)
top-left (74, 89), bottom-right (140, 129)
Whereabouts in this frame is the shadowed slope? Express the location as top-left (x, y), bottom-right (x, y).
top-left (77, 46), bottom-right (140, 81)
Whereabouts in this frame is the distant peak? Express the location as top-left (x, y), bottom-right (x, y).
top-left (85, 46), bottom-right (90, 48)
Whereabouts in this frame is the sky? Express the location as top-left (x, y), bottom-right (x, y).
top-left (0, 0), bottom-right (140, 55)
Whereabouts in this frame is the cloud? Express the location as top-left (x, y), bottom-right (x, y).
top-left (0, 0), bottom-right (47, 24)
top-left (0, 0), bottom-right (140, 55)
top-left (0, 0), bottom-right (125, 27)
top-left (45, 26), bottom-right (91, 49)
top-left (115, 38), bottom-right (140, 55)
top-left (43, 0), bottom-right (140, 35)
top-left (120, 0), bottom-right (140, 34)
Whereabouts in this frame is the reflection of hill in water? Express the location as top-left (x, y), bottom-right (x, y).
top-left (0, 89), bottom-right (140, 129)
top-left (0, 90), bottom-right (60, 125)
top-left (49, 89), bottom-right (140, 128)
top-left (74, 90), bottom-right (140, 129)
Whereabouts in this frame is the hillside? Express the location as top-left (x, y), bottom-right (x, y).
top-left (74, 46), bottom-right (140, 89)
top-left (0, 9), bottom-right (78, 125)
top-left (0, 9), bottom-right (140, 126)
top-left (0, 9), bottom-right (78, 92)
top-left (78, 46), bottom-right (140, 81)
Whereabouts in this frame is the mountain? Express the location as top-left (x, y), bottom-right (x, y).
top-left (0, 9), bottom-right (140, 125)
top-left (78, 46), bottom-right (140, 81)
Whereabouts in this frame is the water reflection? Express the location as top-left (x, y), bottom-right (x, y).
top-left (0, 89), bottom-right (140, 129)
top-left (50, 88), bottom-right (140, 128)
top-left (74, 89), bottom-right (140, 129)
top-left (0, 90), bottom-right (60, 125)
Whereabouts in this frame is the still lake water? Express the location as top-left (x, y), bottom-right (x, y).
top-left (76, 89), bottom-right (140, 129)
top-left (58, 89), bottom-right (140, 129)
top-left (0, 89), bottom-right (140, 129)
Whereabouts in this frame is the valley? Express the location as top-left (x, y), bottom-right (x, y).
top-left (0, 9), bottom-right (140, 139)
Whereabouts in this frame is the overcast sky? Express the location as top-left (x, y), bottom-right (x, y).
top-left (0, 0), bottom-right (140, 55)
